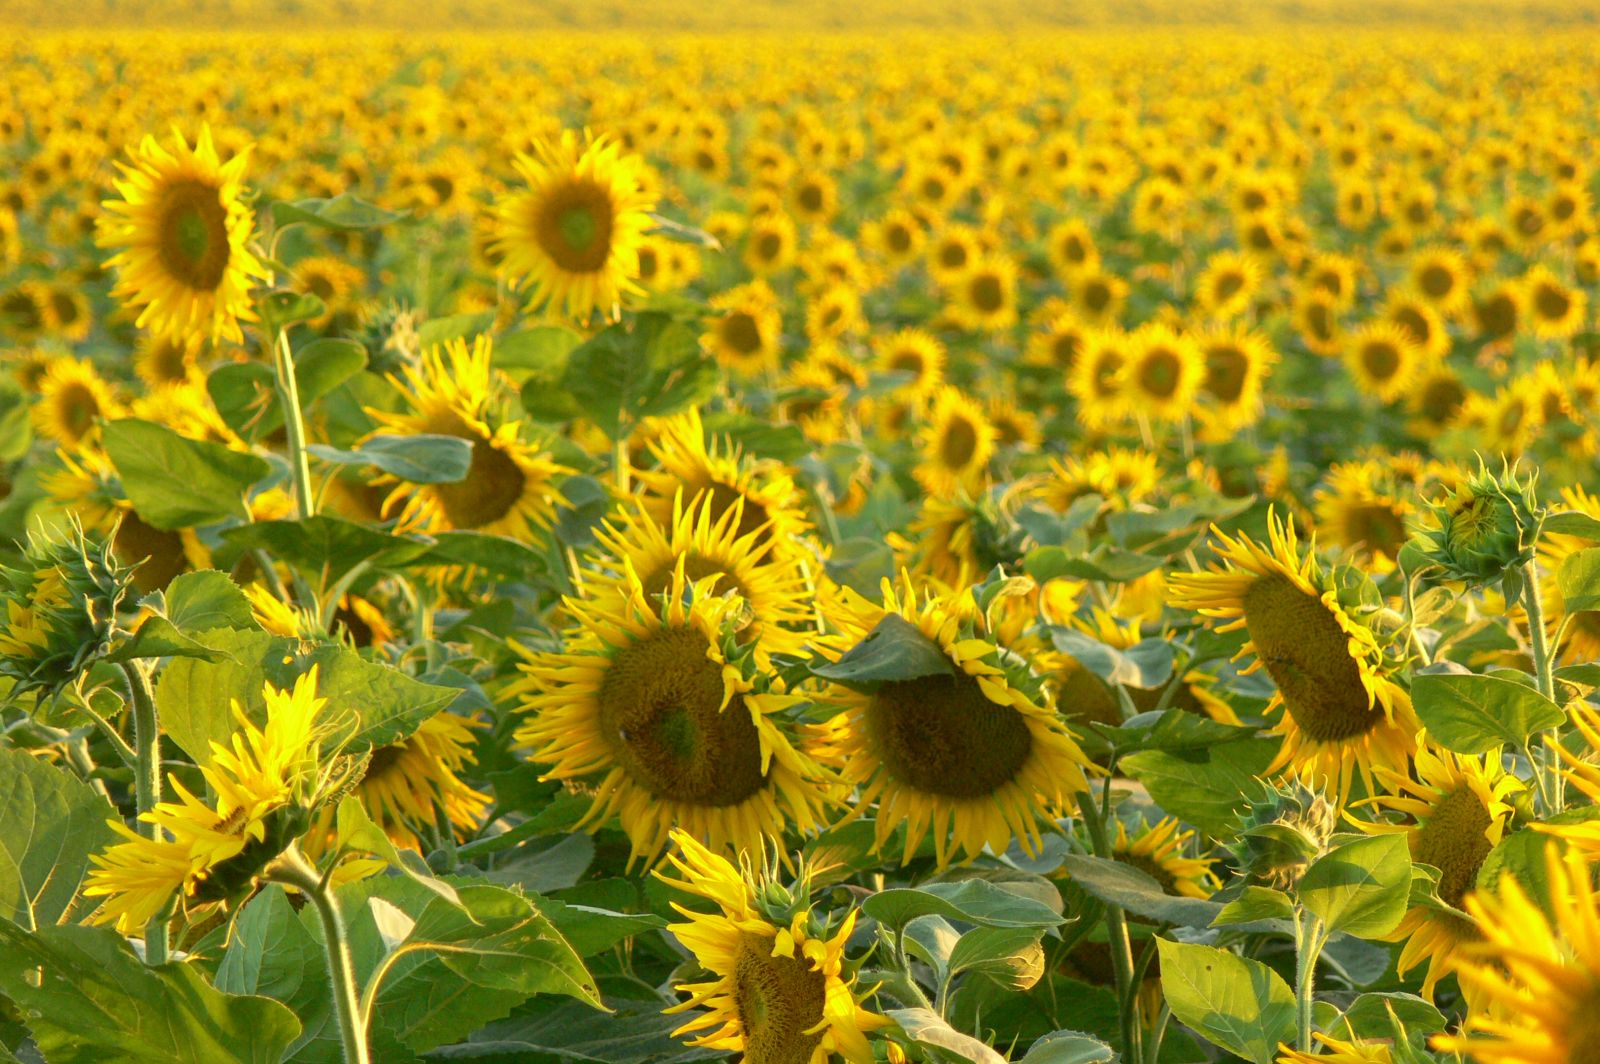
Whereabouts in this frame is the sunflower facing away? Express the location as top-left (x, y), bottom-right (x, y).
top-left (84, 669), bottom-right (328, 933)
top-left (807, 574), bottom-right (1091, 868)
top-left (97, 125), bottom-right (268, 343)
top-left (656, 831), bottom-right (885, 1064)
top-left (512, 559), bottom-right (833, 867)
top-left (494, 130), bottom-right (656, 321)
top-left (1433, 844), bottom-right (1600, 1064)
top-left (1170, 510), bottom-right (1418, 800)
top-left (1355, 742), bottom-right (1521, 1000)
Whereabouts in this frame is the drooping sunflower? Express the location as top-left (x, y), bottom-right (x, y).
top-left (1112, 817), bottom-right (1221, 900)
top-left (1432, 845), bottom-right (1600, 1064)
top-left (513, 561), bottom-right (833, 867)
top-left (657, 832), bottom-right (885, 1064)
top-left (1170, 511), bottom-right (1418, 800)
top-left (807, 575), bottom-right (1091, 868)
top-left (914, 387), bottom-right (995, 498)
top-left (31, 356), bottom-right (123, 445)
top-left (84, 669), bottom-right (328, 933)
top-left (1355, 743), bottom-right (1521, 1000)
top-left (703, 281), bottom-right (782, 377)
top-left (493, 130), bottom-right (655, 321)
top-left (636, 409), bottom-right (811, 553)
top-left (1125, 323), bottom-right (1203, 424)
top-left (96, 125), bottom-right (267, 344)
top-left (1291, 289), bottom-right (1343, 357)
top-left (369, 335), bottom-right (569, 538)
top-left (1344, 321), bottom-right (1420, 403)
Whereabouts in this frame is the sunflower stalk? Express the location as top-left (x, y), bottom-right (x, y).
top-left (1292, 909), bottom-right (1327, 1052)
top-left (1517, 560), bottom-right (1564, 813)
top-left (272, 327), bottom-right (318, 519)
top-left (264, 846), bottom-right (370, 1064)
top-left (120, 658), bottom-right (168, 966)
top-left (1080, 775), bottom-right (1143, 1062)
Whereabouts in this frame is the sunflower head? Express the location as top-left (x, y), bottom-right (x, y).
top-left (1227, 776), bottom-right (1339, 890)
top-left (1414, 458), bottom-right (1541, 586)
top-left (0, 522), bottom-right (132, 696)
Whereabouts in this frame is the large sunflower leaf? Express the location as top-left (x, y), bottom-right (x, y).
top-left (0, 747), bottom-right (119, 929)
top-left (809, 613), bottom-right (955, 691)
top-left (1157, 939), bottom-right (1295, 1064)
top-left (103, 418), bottom-right (271, 529)
top-left (1411, 671), bottom-right (1565, 753)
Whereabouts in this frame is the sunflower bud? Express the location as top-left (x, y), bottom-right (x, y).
top-left (355, 298), bottom-right (422, 376)
top-left (1413, 459), bottom-right (1541, 586)
top-left (0, 523), bottom-right (131, 696)
top-left (1228, 777), bottom-right (1339, 891)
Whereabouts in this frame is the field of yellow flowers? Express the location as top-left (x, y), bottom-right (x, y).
top-left (1, 7), bottom-right (1599, 1064)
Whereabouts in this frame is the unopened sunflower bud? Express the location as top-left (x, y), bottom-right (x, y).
top-left (1228, 777), bottom-right (1338, 890)
top-left (0, 522), bottom-right (131, 697)
top-left (1413, 459), bottom-right (1541, 585)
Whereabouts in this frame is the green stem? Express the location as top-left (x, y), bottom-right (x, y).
top-left (121, 660), bottom-right (168, 965)
top-left (266, 847), bottom-right (370, 1064)
top-left (1519, 561), bottom-right (1565, 812)
top-left (1293, 910), bottom-right (1324, 1052)
top-left (1081, 781), bottom-right (1142, 1062)
top-left (612, 433), bottom-right (630, 495)
top-left (273, 328), bottom-right (317, 519)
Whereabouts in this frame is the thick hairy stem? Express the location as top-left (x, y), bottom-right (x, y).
top-left (266, 848), bottom-right (370, 1064)
top-left (273, 328), bottom-right (317, 519)
top-left (121, 661), bottom-right (168, 965)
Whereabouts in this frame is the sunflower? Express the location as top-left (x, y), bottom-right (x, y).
top-left (926, 224), bottom-right (984, 284)
top-left (1276, 1035), bottom-right (1392, 1064)
top-left (1537, 699), bottom-right (1600, 862)
top-left (636, 409), bottom-right (810, 553)
top-left (1356, 743), bottom-right (1521, 1000)
top-left (84, 669), bottom-right (328, 933)
top-left (1125, 323), bottom-right (1203, 424)
top-left (512, 561), bottom-right (833, 867)
top-left (493, 130), bottom-right (655, 321)
top-left (1193, 249), bottom-right (1261, 320)
top-left (370, 335), bottom-right (569, 538)
top-left (42, 282), bottom-right (91, 342)
top-left (872, 328), bottom-right (946, 399)
top-left (1071, 267), bottom-right (1128, 325)
top-left (1432, 845), bottom-right (1600, 1064)
top-left (807, 575), bottom-right (1090, 868)
top-left (946, 254), bottom-right (1017, 332)
top-left (293, 254), bottom-right (365, 330)
top-left (1521, 265), bottom-right (1586, 340)
top-left (96, 125), bottom-right (267, 344)
top-left (805, 284), bottom-right (863, 343)
top-left (584, 490), bottom-right (814, 663)
top-left (1311, 463), bottom-right (1411, 572)
top-left (1470, 281), bottom-right (1524, 344)
top-left (1170, 511), bottom-right (1417, 800)
top-left (914, 387), bottom-right (995, 498)
top-left (1291, 289), bottom-right (1343, 357)
top-left (743, 211), bottom-right (798, 276)
top-left (133, 332), bottom-right (204, 390)
top-left (1383, 289), bottom-right (1450, 361)
top-left (1344, 321), bottom-right (1420, 403)
top-left (704, 281), bottom-right (782, 377)
top-left (1195, 324), bottom-right (1276, 433)
top-left (1112, 817), bottom-right (1221, 900)
top-left (1025, 313), bottom-right (1090, 374)
top-left (1046, 218), bottom-right (1100, 277)
top-left (657, 832), bottom-right (884, 1064)
top-left (31, 356), bottom-right (122, 445)
top-left (862, 207), bottom-right (924, 269)
top-left (1070, 327), bottom-right (1132, 430)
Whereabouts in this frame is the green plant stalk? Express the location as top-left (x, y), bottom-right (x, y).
top-left (273, 328), bottom-right (317, 519)
top-left (612, 432), bottom-right (630, 495)
top-left (121, 660), bottom-right (168, 965)
top-left (1081, 782), bottom-right (1143, 1062)
top-left (1519, 560), bottom-right (1565, 812)
top-left (266, 847), bottom-right (370, 1064)
top-left (1293, 910), bottom-right (1325, 1052)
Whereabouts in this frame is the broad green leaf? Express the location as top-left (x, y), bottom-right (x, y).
top-left (1559, 547), bottom-right (1600, 613)
top-left (1544, 509), bottom-right (1600, 540)
top-left (206, 361), bottom-right (279, 439)
top-left (810, 613), bottom-right (955, 691)
top-left (497, 325), bottom-right (583, 386)
top-left (1024, 544), bottom-right (1165, 583)
top-left (1212, 886), bottom-right (1295, 927)
top-left (403, 530), bottom-right (550, 581)
top-left (104, 615), bottom-right (234, 663)
top-left (156, 629), bottom-right (458, 765)
top-left (308, 433), bottom-right (473, 483)
top-left (1121, 734), bottom-right (1279, 837)
top-left (863, 878), bottom-right (1065, 931)
top-left (947, 925), bottom-right (1046, 986)
top-left (0, 747), bottom-right (119, 929)
top-left (271, 192), bottom-right (406, 231)
top-left (214, 886), bottom-right (332, 1061)
top-left (0, 922), bottom-right (300, 1064)
top-left (0, 379), bottom-right (33, 461)
top-left (222, 515), bottom-right (432, 587)
top-left (1338, 992), bottom-right (1446, 1047)
top-left (335, 797), bottom-right (463, 909)
top-left (889, 1008), bottom-right (1006, 1064)
top-left (417, 311), bottom-right (496, 350)
top-left (159, 569), bottom-right (260, 632)
top-left (701, 411), bottom-right (811, 461)
top-left (421, 995), bottom-right (719, 1064)
top-left (1018, 1030), bottom-right (1117, 1064)
top-left (562, 312), bottom-right (720, 438)
top-left (823, 536), bottom-right (897, 596)
top-left (1299, 834), bottom-right (1412, 938)
top-left (1157, 939), bottom-right (1296, 1064)
top-left (1056, 854), bottom-right (1222, 927)
top-left (1411, 672), bottom-right (1565, 753)
top-left (535, 898), bottom-right (666, 957)
top-left (258, 289), bottom-right (326, 332)
top-left (103, 418), bottom-right (270, 529)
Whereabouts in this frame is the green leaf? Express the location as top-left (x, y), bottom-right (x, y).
top-left (810, 613), bottom-right (955, 692)
top-left (271, 192), bottom-right (406, 231)
top-left (497, 326), bottom-right (583, 385)
top-left (160, 569), bottom-right (259, 632)
top-left (403, 530), bottom-right (550, 581)
top-left (535, 898), bottom-right (666, 957)
top-left (947, 925), bottom-right (1045, 981)
top-left (308, 433), bottom-right (473, 484)
top-left (1299, 834), bottom-right (1412, 938)
top-left (1157, 939), bottom-right (1296, 1064)
top-left (863, 879), bottom-right (1065, 931)
top-left (1339, 992), bottom-right (1445, 1047)
top-left (1121, 734), bottom-right (1279, 837)
top-left (0, 379), bottom-right (33, 461)
top-left (420, 994), bottom-right (718, 1064)
top-left (1212, 886), bottom-right (1295, 927)
top-left (258, 288), bottom-right (326, 332)
top-left (0, 747), bottom-right (119, 929)
top-left (1024, 544), bottom-right (1165, 583)
top-left (418, 311), bottom-right (496, 350)
top-left (104, 615), bottom-right (235, 663)
top-left (103, 418), bottom-right (271, 529)
top-left (889, 1008), bottom-right (1007, 1064)
top-left (644, 212), bottom-right (722, 249)
top-left (1411, 671), bottom-right (1566, 753)
top-left (156, 629), bottom-right (458, 765)
top-left (562, 313), bottom-right (720, 438)
top-left (701, 411), bottom-right (812, 461)
top-left (0, 922), bottom-right (300, 1064)
top-left (1018, 1030), bottom-right (1117, 1064)
top-left (1056, 854), bottom-right (1221, 927)
top-left (1544, 509), bottom-right (1600, 540)
top-left (206, 361), bottom-right (278, 439)
top-left (1559, 547), bottom-right (1600, 613)
top-left (295, 337), bottom-right (370, 399)
top-left (823, 537), bottom-right (897, 596)
top-left (335, 797), bottom-right (463, 910)
top-left (222, 515), bottom-right (432, 588)
top-left (214, 886), bottom-right (333, 1061)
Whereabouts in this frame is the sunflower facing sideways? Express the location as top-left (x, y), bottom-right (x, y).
top-left (807, 574), bottom-right (1091, 868)
top-left (84, 669), bottom-right (330, 933)
top-left (369, 334), bottom-right (570, 539)
top-left (656, 831), bottom-right (885, 1064)
top-left (493, 129), bottom-right (655, 321)
top-left (512, 559), bottom-right (833, 867)
top-left (96, 125), bottom-right (268, 344)
top-left (1171, 510), bottom-right (1418, 800)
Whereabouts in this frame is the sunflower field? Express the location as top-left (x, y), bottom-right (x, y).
top-left (2, 3), bottom-right (1600, 1063)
